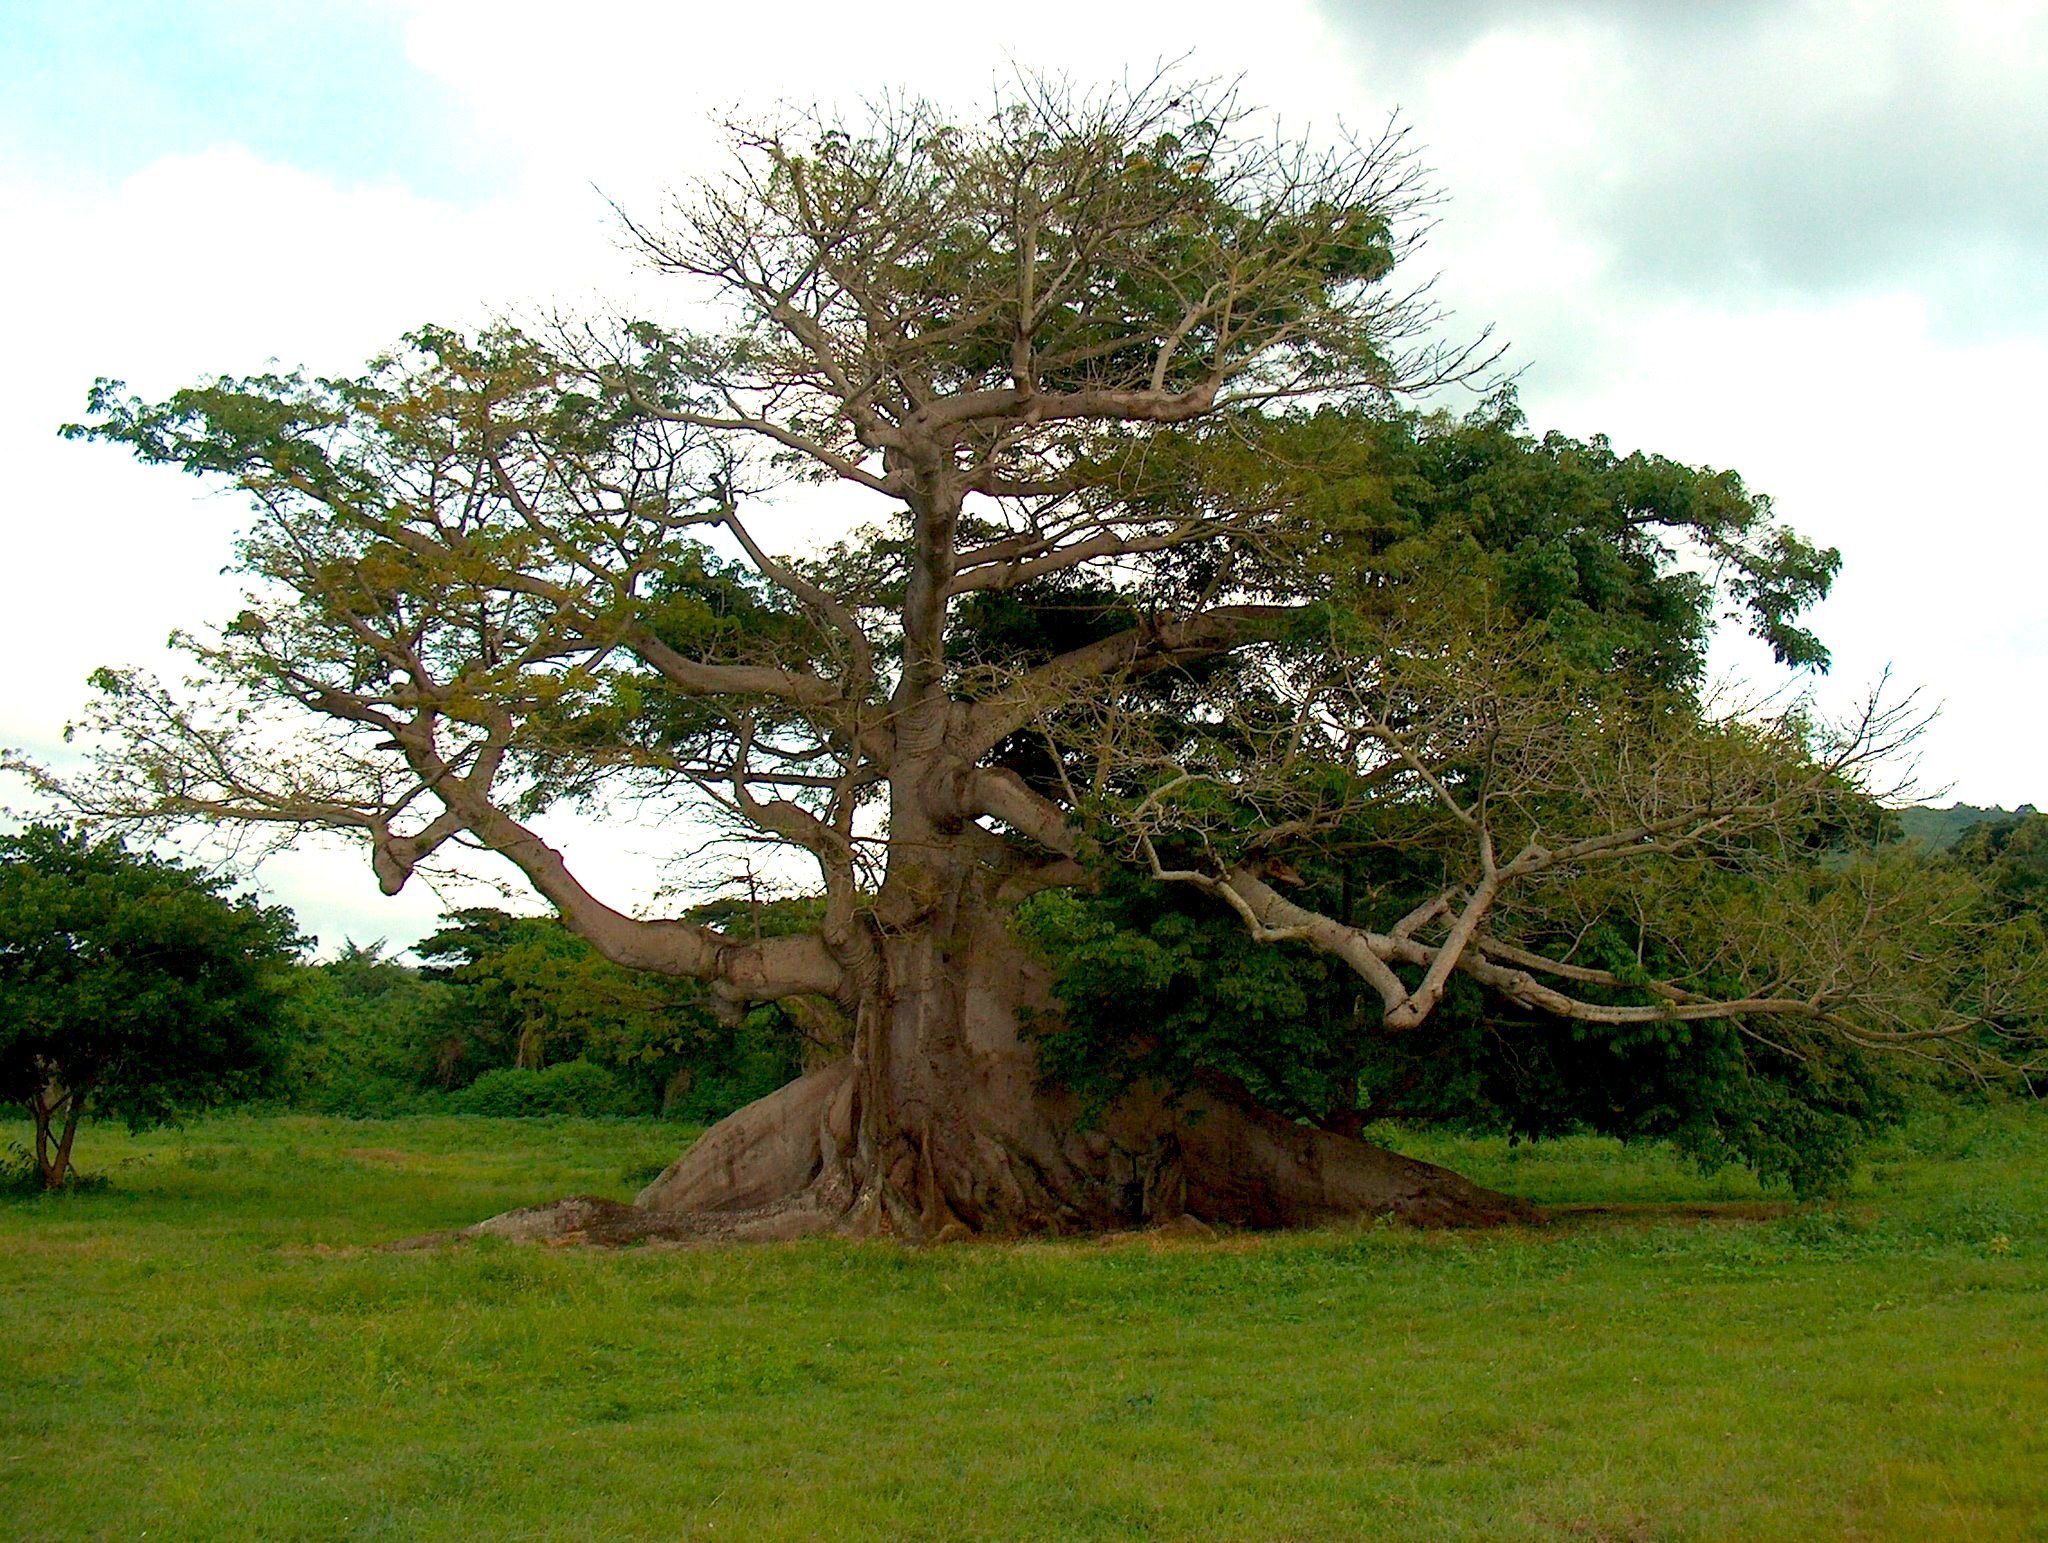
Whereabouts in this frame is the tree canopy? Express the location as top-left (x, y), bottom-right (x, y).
top-left (47, 76), bottom-right (2045, 1235)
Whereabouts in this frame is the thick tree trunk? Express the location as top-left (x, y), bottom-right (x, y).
top-left (472, 910), bottom-right (1528, 1246)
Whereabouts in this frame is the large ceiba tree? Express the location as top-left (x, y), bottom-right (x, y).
top-left (57, 80), bottom-right (2031, 1239)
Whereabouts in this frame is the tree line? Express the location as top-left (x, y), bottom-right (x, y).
top-left (5, 804), bottom-right (2042, 1192)
top-left (0, 825), bottom-right (816, 1187)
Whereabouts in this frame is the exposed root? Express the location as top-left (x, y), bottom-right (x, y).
top-left (635, 1060), bottom-right (854, 1215)
top-left (1174, 1091), bottom-right (1536, 1228)
top-left (425, 1067), bottom-right (1535, 1249)
top-left (464, 1192), bottom-right (839, 1247)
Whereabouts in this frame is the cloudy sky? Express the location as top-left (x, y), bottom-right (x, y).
top-left (3, 0), bottom-right (2043, 951)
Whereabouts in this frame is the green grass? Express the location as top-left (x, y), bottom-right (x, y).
top-left (4, 1108), bottom-right (2045, 1540)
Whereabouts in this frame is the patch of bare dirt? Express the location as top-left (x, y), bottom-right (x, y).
top-left (377, 1192), bottom-right (1798, 1254)
top-left (1533, 1200), bottom-right (1796, 1229)
top-left (382, 1193), bottom-right (844, 1252)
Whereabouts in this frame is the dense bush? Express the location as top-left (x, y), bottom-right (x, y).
top-left (415, 908), bottom-right (810, 1118)
top-left (447, 1061), bottom-right (653, 1119)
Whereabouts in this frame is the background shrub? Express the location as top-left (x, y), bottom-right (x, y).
top-left (448, 1061), bottom-right (651, 1119)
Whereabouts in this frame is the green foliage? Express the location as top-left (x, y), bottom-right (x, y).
top-left (415, 908), bottom-right (706, 1087)
top-left (1018, 880), bottom-right (1356, 1124)
top-left (282, 910), bottom-right (813, 1124)
top-left (1090, 388), bottom-right (1839, 685)
top-left (416, 907), bottom-right (805, 1118)
top-left (1950, 809), bottom-right (2048, 919)
top-left (723, 93), bottom-right (1404, 409)
top-left (1351, 995), bottom-right (1901, 1199)
top-left (659, 1004), bottom-right (809, 1125)
top-left (1938, 813), bottom-right (2048, 1064)
top-left (63, 325), bottom-right (842, 834)
top-left (286, 942), bottom-right (458, 1116)
top-left (447, 1061), bottom-right (650, 1119)
top-left (1021, 873), bottom-right (1903, 1198)
top-left (0, 825), bottom-right (303, 1185)
top-left (411, 908), bottom-right (806, 1122)
top-left (952, 575), bottom-right (1139, 675)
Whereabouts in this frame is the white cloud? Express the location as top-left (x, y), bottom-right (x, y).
top-left (1537, 290), bottom-right (2048, 803)
top-left (393, 0), bottom-right (1365, 162)
top-left (1349, 8), bottom-right (2048, 805)
top-left (0, 145), bottom-right (639, 949)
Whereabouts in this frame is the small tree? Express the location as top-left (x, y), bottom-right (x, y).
top-left (0, 825), bottom-right (303, 1188)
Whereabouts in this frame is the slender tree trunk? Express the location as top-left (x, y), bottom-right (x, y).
top-left (30, 1082), bottom-right (83, 1190)
top-left (31, 1088), bottom-right (53, 1185)
top-left (49, 1092), bottom-right (85, 1190)
top-left (515, 1016), bottom-right (544, 1072)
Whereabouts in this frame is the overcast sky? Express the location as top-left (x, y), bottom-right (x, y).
top-left (3, 0), bottom-right (2043, 952)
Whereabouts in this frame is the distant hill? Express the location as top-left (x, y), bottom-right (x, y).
top-left (1895, 803), bottom-right (2039, 851)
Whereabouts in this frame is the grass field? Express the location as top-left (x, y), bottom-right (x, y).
top-left (3, 1106), bottom-right (2044, 1540)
